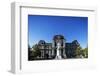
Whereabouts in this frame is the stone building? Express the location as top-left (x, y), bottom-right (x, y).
top-left (29, 35), bottom-right (80, 60)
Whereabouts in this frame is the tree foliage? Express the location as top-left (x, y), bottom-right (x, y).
top-left (75, 46), bottom-right (82, 58)
top-left (75, 45), bottom-right (88, 58)
top-left (32, 44), bottom-right (41, 58)
top-left (28, 44), bottom-right (31, 60)
top-left (82, 47), bottom-right (88, 58)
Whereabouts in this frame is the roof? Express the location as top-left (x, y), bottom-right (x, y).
top-left (53, 35), bottom-right (65, 40)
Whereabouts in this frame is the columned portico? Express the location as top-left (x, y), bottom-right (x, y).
top-left (53, 35), bottom-right (66, 59)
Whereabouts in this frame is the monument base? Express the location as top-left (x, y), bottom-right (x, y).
top-left (55, 56), bottom-right (62, 59)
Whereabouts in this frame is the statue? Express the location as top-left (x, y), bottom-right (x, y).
top-left (55, 42), bottom-right (62, 59)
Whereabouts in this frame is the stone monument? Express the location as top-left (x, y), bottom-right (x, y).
top-left (55, 42), bottom-right (62, 59)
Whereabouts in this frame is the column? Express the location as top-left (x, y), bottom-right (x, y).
top-left (41, 50), bottom-right (42, 58)
top-left (52, 40), bottom-right (55, 56)
top-left (63, 39), bottom-right (66, 58)
top-left (48, 50), bottom-right (49, 58)
top-left (50, 49), bottom-right (52, 58)
top-left (43, 50), bottom-right (44, 58)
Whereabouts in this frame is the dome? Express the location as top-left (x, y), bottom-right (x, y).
top-left (38, 40), bottom-right (46, 45)
top-left (72, 40), bottom-right (79, 45)
top-left (53, 35), bottom-right (64, 40)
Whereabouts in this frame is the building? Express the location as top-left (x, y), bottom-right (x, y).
top-left (29, 35), bottom-right (80, 60)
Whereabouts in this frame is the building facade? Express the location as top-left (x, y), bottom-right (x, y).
top-left (29, 35), bottom-right (80, 60)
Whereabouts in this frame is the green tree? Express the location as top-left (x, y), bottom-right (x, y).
top-left (82, 47), bottom-right (88, 58)
top-left (28, 44), bottom-right (31, 60)
top-left (32, 44), bottom-right (41, 58)
top-left (75, 46), bottom-right (82, 58)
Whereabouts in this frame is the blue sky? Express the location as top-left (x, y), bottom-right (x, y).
top-left (28, 15), bottom-right (88, 48)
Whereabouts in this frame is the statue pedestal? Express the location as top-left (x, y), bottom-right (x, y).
top-left (55, 55), bottom-right (62, 59)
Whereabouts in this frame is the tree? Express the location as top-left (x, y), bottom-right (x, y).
top-left (82, 47), bottom-right (88, 58)
top-left (28, 44), bottom-right (31, 60)
top-left (75, 46), bottom-right (82, 58)
top-left (32, 44), bottom-right (41, 58)
top-left (75, 45), bottom-right (88, 58)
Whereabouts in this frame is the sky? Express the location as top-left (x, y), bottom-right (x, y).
top-left (28, 15), bottom-right (88, 48)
